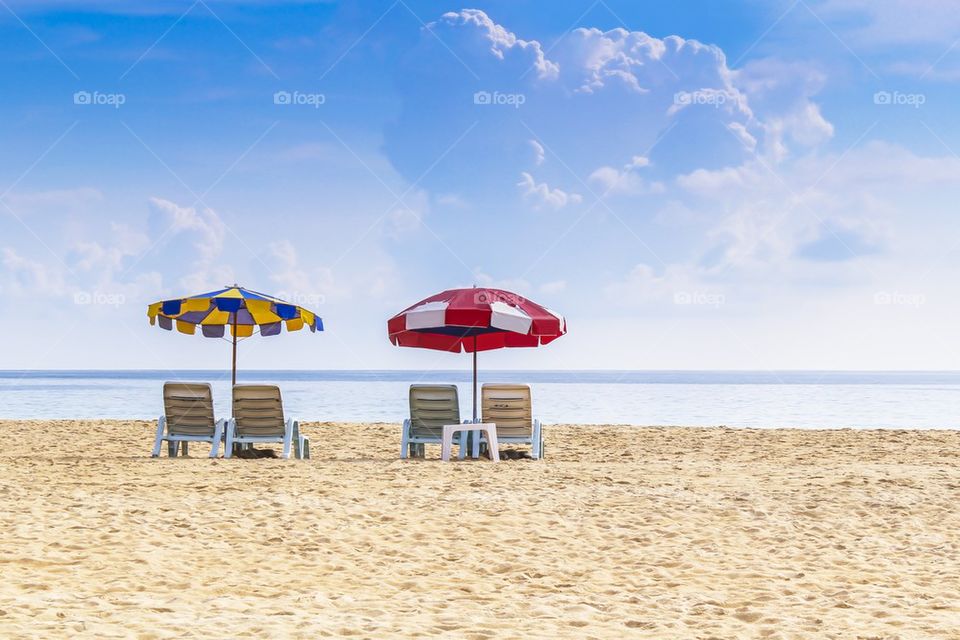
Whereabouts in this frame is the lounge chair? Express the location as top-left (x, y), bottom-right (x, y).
top-left (401, 384), bottom-right (468, 459)
top-left (224, 384), bottom-right (308, 459)
top-left (152, 382), bottom-right (225, 458)
top-left (478, 383), bottom-right (543, 459)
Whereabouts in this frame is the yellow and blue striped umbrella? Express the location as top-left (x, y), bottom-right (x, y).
top-left (147, 285), bottom-right (322, 383)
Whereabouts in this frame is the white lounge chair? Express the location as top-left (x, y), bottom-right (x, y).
top-left (224, 384), bottom-right (308, 459)
top-left (477, 384), bottom-right (543, 459)
top-left (401, 384), bottom-right (468, 459)
top-left (152, 382), bottom-right (224, 458)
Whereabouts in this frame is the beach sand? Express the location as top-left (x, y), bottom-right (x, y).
top-left (1, 420), bottom-right (959, 638)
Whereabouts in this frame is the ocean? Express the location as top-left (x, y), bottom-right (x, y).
top-left (1, 370), bottom-right (958, 428)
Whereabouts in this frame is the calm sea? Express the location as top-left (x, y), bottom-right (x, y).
top-left (1, 370), bottom-right (959, 428)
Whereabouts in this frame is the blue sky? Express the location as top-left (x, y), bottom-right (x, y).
top-left (2, 0), bottom-right (960, 370)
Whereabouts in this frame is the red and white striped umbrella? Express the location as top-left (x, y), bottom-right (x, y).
top-left (388, 287), bottom-right (566, 419)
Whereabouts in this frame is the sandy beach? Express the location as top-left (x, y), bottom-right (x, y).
top-left (1, 420), bottom-right (959, 638)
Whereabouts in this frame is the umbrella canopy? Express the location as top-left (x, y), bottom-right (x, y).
top-left (388, 287), bottom-right (565, 419)
top-left (147, 285), bottom-right (323, 384)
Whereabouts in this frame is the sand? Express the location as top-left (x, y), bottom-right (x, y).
top-left (1, 420), bottom-right (959, 639)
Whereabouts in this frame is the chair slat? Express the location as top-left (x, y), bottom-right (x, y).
top-left (410, 384), bottom-right (460, 438)
top-left (163, 382), bottom-right (216, 436)
top-left (233, 385), bottom-right (285, 436)
top-left (482, 384), bottom-right (533, 437)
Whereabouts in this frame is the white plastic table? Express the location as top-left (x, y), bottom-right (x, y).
top-left (440, 423), bottom-right (499, 462)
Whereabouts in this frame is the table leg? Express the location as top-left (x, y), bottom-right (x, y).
top-left (484, 426), bottom-right (500, 462)
top-left (441, 426), bottom-right (453, 462)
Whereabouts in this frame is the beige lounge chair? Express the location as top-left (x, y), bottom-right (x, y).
top-left (400, 384), bottom-right (467, 458)
top-left (152, 382), bottom-right (224, 458)
top-left (224, 384), bottom-right (308, 459)
top-left (478, 383), bottom-right (543, 459)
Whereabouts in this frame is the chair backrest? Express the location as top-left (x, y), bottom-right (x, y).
top-left (163, 382), bottom-right (216, 436)
top-left (233, 385), bottom-right (285, 437)
top-left (409, 385), bottom-right (460, 438)
top-left (482, 384), bottom-right (533, 437)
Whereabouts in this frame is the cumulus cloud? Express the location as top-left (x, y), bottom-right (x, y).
top-left (517, 172), bottom-right (582, 209)
top-left (675, 141), bottom-right (960, 275)
top-left (431, 9), bottom-right (559, 79)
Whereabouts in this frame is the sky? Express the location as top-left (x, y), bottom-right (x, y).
top-left (1, 0), bottom-right (960, 371)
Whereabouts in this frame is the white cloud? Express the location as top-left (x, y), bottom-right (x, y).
top-left (147, 197), bottom-right (230, 292)
top-left (517, 172), bottom-right (582, 209)
top-left (2, 187), bottom-right (102, 213)
top-left (385, 187), bottom-right (429, 237)
top-left (149, 197), bottom-right (225, 263)
top-left (674, 141), bottom-right (960, 276)
top-left (435, 193), bottom-right (467, 207)
top-left (0, 248), bottom-right (65, 296)
top-left (432, 9), bottom-right (559, 79)
top-left (589, 155), bottom-right (664, 196)
top-left (603, 263), bottom-right (726, 308)
top-left (266, 239), bottom-right (337, 306)
top-left (529, 139), bottom-right (545, 165)
top-left (816, 0), bottom-right (960, 46)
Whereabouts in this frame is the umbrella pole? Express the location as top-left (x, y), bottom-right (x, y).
top-left (472, 336), bottom-right (478, 422)
top-left (231, 314), bottom-right (239, 455)
top-left (231, 315), bottom-right (238, 387)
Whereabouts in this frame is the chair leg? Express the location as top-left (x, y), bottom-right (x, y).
top-left (181, 441), bottom-right (188, 457)
top-left (400, 420), bottom-right (410, 459)
top-left (168, 440), bottom-right (177, 457)
top-left (209, 420), bottom-right (224, 458)
top-left (224, 420), bottom-right (235, 459)
top-left (282, 424), bottom-right (293, 460)
top-left (292, 421), bottom-right (302, 459)
top-left (151, 417), bottom-right (166, 458)
top-left (532, 420), bottom-right (542, 460)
